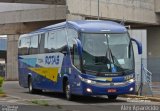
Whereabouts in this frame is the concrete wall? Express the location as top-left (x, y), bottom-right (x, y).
top-left (129, 30), bottom-right (147, 82)
top-left (0, 3), bottom-right (50, 12)
top-left (0, 5), bottom-right (66, 24)
top-left (6, 35), bottom-right (19, 80)
top-left (147, 27), bottom-right (160, 58)
top-left (67, 0), bottom-right (159, 25)
top-left (0, 0), bottom-right (66, 5)
top-left (0, 1), bottom-right (159, 25)
top-left (146, 27), bottom-right (160, 83)
top-left (0, 20), bottom-right (65, 35)
top-left (155, 0), bottom-right (160, 12)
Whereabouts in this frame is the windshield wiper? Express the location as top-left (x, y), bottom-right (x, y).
top-left (105, 35), bottom-right (126, 74)
top-left (109, 49), bottom-right (125, 73)
top-left (105, 35), bottom-right (113, 72)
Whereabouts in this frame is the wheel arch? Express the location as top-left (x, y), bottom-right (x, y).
top-left (27, 73), bottom-right (32, 88)
top-left (62, 75), bottom-right (69, 92)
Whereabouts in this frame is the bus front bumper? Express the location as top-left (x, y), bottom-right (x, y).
top-left (81, 82), bottom-right (135, 96)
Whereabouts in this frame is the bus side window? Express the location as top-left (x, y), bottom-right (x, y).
top-left (47, 31), bottom-right (56, 53)
top-left (67, 28), bottom-right (78, 49)
top-left (44, 33), bottom-right (49, 53)
top-left (56, 29), bottom-right (67, 55)
top-left (66, 28), bottom-right (77, 54)
top-left (39, 33), bottom-right (45, 54)
top-left (19, 37), bottom-right (30, 55)
top-left (73, 44), bottom-right (80, 69)
top-left (46, 29), bottom-right (68, 55)
top-left (29, 35), bottom-right (39, 54)
top-left (66, 28), bottom-right (79, 65)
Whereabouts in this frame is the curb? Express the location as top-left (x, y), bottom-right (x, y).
top-left (121, 94), bottom-right (160, 102)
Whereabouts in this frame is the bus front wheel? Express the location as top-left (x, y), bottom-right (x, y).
top-left (28, 77), bottom-right (41, 94)
top-left (64, 81), bottom-right (72, 101)
top-left (108, 95), bottom-right (117, 100)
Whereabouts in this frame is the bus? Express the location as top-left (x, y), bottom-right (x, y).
top-left (18, 20), bottom-right (142, 100)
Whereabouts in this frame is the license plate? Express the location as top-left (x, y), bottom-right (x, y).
top-left (107, 89), bottom-right (117, 93)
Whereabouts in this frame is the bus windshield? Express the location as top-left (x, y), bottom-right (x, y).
top-left (81, 33), bottom-right (134, 74)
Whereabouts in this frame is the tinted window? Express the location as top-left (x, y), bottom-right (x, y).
top-left (39, 33), bottom-right (45, 54)
top-left (67, 28), bottom-right (78, 47)
top-left (19, 28), bottom-right (76, 55)
top-left (73, 45), bottom-right (80, 69)
top-left (47, 31), bottom-right (56, 52)
top-left (56, 29), bottom-right (67, 53)
top-left (18, 36), bottom-right (30, 55)
top-left (45, 29), bottom-right (67, 53)
top-left (29, 35), bottom-right (39, 54)
top-left (66, 28), bottom-right (78, 56)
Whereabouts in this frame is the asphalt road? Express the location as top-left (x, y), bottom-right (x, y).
top-left (1, 81), bottom-right (160, 111)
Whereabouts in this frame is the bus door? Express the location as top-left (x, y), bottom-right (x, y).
top-left (70, 44), bottom-right (82, 94)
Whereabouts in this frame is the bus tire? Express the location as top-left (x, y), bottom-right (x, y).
top-left (28, 76), bottom-right (41, 94)
top-left (64, 80), bottom-right (72, 101)
top-left (108, 95), bottom-right (117, 100)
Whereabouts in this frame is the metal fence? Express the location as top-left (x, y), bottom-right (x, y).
top-left (137, 58), bottom-right (160, 96)
top-left (145, 58), bottom-right (160, 82)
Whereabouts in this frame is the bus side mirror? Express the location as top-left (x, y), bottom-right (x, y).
top-left (73, 39), bottom-right (83, 56)
top-left (131, 38), bottom-right (142, 55)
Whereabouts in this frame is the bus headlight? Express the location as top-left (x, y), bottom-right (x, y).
top-left (86, 88), bottom-right (92, 93)
top-left (86, 79), bottom-right (92, 84)
top-left (128, 78), bottom-right (135, 83)
top-left (129, 87), bottom-right (134, 92)
top-left (79, 75), bottom-right (96, 84)
top-left (124, 74), bottom-right (134, 80)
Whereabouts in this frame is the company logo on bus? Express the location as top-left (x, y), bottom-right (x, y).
top-left (45, 55), bottom-right (60, 65)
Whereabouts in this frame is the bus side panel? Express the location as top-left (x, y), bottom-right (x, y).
top-left (65, 54), bottom-right (83, 95)
top-left (30, 71), bottom-right (64, 92)
top-left (44, 55), bottom-right (73, 92)
top-left (69, 66), bottom-right (84, 95)
top-left (31, 54), bottom-right (71, 92)
top-left (18, 57), bottom-right (30, 88)
top-left (18, 53), bottom-right (65, 92)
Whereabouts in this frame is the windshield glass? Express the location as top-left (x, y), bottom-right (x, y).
top-left (81, 33), bottom-right (134, 74)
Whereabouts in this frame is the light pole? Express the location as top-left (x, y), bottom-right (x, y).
top-left (140, 58), bottom-right (143, 96)
top-left (98, 0), bottom-right (99, 20)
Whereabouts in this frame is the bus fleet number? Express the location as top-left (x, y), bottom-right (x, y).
top-left (45, 55), bottom-right (60, 65)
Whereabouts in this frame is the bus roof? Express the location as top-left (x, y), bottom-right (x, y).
top-left (67, 20), bottom-right (127, 33)
top-left (21, 20), bottom-right (127, 38)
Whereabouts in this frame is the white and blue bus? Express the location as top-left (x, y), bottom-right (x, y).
top-left (18, 20), bottom-right (142, 100)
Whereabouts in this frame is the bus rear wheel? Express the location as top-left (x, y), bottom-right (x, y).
top-left (28, 77), bottom-right (42, 94)
top-left (64, 81), bottom-right (72, 101)
top-left (108, 95), bottom-right (117, 100)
